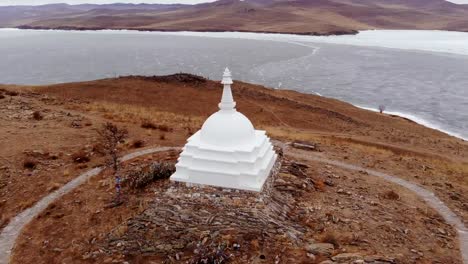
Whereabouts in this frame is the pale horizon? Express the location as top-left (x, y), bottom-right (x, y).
top-left (0, 0), bottom-right (467, 6)
top-left (0, 0), bottom-right (216, 6)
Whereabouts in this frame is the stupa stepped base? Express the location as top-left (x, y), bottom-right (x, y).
top-left (171, 130), bottom-right (278, 192)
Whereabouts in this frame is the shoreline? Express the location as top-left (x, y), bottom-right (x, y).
top-left (356, 105), bottom-right (467, 141)
top-left (3, 27), bottom-right (468, 56)
top-left (9, 26), bottom-right (359, 37)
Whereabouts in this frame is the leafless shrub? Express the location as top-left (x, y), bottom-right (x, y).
top-left (189, 243), bottom-right (231, 264)
top-left (32, 111), bottom-right (43, 120)
top-left (125, 162), bottom-right (175, 189)
top-left (159, 134), bottom-right (166, 141)
top-left (98, 122), bottom-right (128, 203)
top-left (378, 105), bottom-right (386, 114)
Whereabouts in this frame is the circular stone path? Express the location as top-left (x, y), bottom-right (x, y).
top-left (0, 146), bottom-right (466, 264)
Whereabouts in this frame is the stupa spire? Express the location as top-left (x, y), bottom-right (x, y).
top-left (219, 67), bottom-right (236, 111)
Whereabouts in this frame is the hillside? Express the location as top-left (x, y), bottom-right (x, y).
top-left (1, 0), bottom-right (468, 35)
top-left (1, 75), bottom-right (467, 262)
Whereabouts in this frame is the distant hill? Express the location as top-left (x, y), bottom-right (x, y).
top-left (1, 0), bottom-right (467, 35)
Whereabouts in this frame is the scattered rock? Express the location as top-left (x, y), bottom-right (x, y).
top-left (363, 255), bottom-right (396, 263)
top-left (291, 141), bottom-right (320, 152)
top-left (71, 120), bottom-right (82, 128)
top-left (331, 252), bottom-right (362, 262)
top-left (319, 261), bottom-right (336, 264)
top-left (305, 243), bottom-right (335, 256)
top-left (306, 253), bottom-right (316, 261)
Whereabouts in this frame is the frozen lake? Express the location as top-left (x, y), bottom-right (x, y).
top-left (0, 29), bottom-right (467, 139)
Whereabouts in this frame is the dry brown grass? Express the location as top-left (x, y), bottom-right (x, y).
top-left (82, 102), bottom-right (204, 130)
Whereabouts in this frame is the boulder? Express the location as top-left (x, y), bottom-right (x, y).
top-left (332, 253), bottom-right (363, 262)
top-left (305, 243), bottom-right (334, 256)
top-left (291, 141), bottom-right (320, 151)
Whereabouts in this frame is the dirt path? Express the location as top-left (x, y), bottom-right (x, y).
top-left (0, 146), bottom-right (178, 264)
top-left (288, 150), bottom-right (468, 264)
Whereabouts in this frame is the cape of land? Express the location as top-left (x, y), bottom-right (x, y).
top-left (1, 0), bottom-right (468, 35)
top-left (0, 74), bottom-right (467, 263)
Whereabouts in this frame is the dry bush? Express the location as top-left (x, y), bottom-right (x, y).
top-left (321, 232), bottom-right (339, 248)
top-left (23, 159), bottom-right (37, 169)
top-left (141, 119), bottom-right (173, 132)
top-left (141, 119), bottom-right (158, 129)
top-left (383, 190), bottom-right (400, 200)
top-left (0, 94), bottom-right (5, 100)
top-left (5, 90), bottom-right (19, 96)
top-left (158, 124), bottom-right (172, 132)
top-left (379, 104), bottom-right (386, 114)
top-left (314, 179), bottom-right (326, 192)
top-left (92, 143), bottom-right (106, 156)
top-left (125, 162), bottom-right (175, 190)
top-left (32, 111), bottom-right (43, 120)
top-left (160, 134), bottom-right (166, 140)
top-left (71, 150), bottom-right (90, 163)
top-left (131, 139), bottom-right (145, 148)
top-left (98, 122), bottom-right (128, 204)
top-left (0, 216), bottom-right (8, 229)
top-left (186, 127), bottom-right (194, 136)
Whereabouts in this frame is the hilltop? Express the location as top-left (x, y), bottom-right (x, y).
top-left (0, 74), bottom-right (467, 262)
top-left (1, 0), bottom-right (468, 35)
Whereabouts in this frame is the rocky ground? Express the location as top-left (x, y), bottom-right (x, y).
top-left (11, 147), bottom-right (461, 263)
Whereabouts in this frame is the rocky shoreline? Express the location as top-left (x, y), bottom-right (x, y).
top-left (14, 25), bottom-right (359, 36)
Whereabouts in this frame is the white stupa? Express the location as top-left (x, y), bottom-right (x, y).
top-left (170, 68), bottom-right (277, 192)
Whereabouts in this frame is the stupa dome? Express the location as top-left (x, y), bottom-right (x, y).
top-left (200, 110), bottom-right (255, 148)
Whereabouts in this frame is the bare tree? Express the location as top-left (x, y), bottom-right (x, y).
top-left (98, 122), bottom-right (128, 205)
top-left (378, 105), bottom-right (386, 114)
